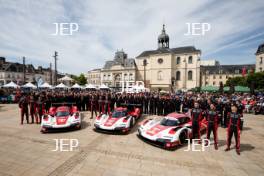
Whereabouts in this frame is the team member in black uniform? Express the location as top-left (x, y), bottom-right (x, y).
top-left (90, 94), bottom-right (97, 119)
top-left (225, 105), bottom-right (243, 155)
top-left (174, 96), bottom-right (181, 113)
top-left (190, 102), bottom-right (203, 143)
top-left (143, 94), bottom-right (149, 114)
top-left (149, 95), bottom-right (155, 115)
top-left (216, 98), bottom-right (224, 126)
top-left (223, 100), bottom-right (231, 128)
top-left (206, 104), bottom-right (219, 150)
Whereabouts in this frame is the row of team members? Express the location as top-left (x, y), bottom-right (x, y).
top-left (18, 90), bottom-right (244, 154)
top-left (191, 101), bottom-right (243, 155)
top-left (18, 90), bottom-right (244, 122)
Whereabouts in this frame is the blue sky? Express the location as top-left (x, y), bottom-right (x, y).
top-left (0, 0), bottom-right (264, 74)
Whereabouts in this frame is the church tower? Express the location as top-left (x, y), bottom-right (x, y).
top-left (158, 24), bottom-right (169, 49)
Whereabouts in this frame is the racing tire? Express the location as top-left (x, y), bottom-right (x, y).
top-left (179, 131), bottom-right (187, 145)
top-left (76, 123), bottom-right (82, 130)
top-left (40, 128), bottom-right (47, 134)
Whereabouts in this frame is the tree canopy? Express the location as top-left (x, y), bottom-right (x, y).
top-left (73, 73), bottom-right (87, 85)
top-left (225, 72), bottom-right (264, 92)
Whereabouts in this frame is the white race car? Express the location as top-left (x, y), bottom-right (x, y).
top-left (41, 105), bottom-right (81, 133)
top-left (94, 106), bottom-right (141, 134)
top-left (138, 112), bottom-right (207, 149)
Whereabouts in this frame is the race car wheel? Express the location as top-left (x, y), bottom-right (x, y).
top-left (41, 127), bottom-right (47, 134)
top-left (76, 123), bottom-right (81, 130)
top-left (179, 131), bottom-right (187, 145)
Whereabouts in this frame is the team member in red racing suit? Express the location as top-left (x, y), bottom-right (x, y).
top-left (206, 104), bottom-right (218, 150)
top-left (225, 105), bottom-right (243, 155)
top-left (191, 102), bottom-right (204, 143)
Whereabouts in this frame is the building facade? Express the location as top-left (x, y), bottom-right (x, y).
top-left (135, 25), bottom-right (201, 91)
top-left (0, 57), bottom-right (54, 86)
top-left (256, 43), bottom-right (264, 72)
top-left (200, 64), bottom-right (255, 87)
top-left (86, 69), bottom-right (101, 85)
top-left (100, 50), bottom-right (136, 89)
top-left (87, 25), bottom-right (261, 91)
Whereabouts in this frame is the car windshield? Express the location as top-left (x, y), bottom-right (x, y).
top-left (160, 118), bottom-right (179, 126)
top-left (56, 111), bottom-right (70, 117)
top-left (112, 111), bottom-right (127, 118)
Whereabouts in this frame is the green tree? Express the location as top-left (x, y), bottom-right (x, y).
top-left (78, 73), bottom-right (87, 85)
top-left (72, 73), bottom-right (87, 86)
top-left (225, 76), bottom-right (247, 87)
top-left (247, 72), bottom-right (264, 91)
top-left (224, 72), bottom-right (264, 93)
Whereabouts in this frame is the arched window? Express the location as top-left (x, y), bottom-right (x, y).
top-left (176, 71), bottom-right (181, 80)
top-left (157, 71), bottom-right (163, 80)
top-left (124, 73), bottom-right (128, 80)
top-left (176, 57), bottom-right (181, 64)
top-left (188, 71), bottom-right (192, 80)
top-left (188, 56), bottom-right (193, 64)
top-left (129, 73), bottom-right (133, 80)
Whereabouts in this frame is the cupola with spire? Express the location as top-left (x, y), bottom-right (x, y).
top-left (158, 24), bottom-right (169, 49)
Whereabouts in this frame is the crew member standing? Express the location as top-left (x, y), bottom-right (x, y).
top-left (36, 96), bottom-right (45, 124)
top-left (29, 94), bottom-right (36, 124)
top-left (206, 104), bottom-right (219, 150)
top-left (191, 102), bottom-right (203, 143)
top-left (104, 94), bottom-right (110, 114)
top-left (19, 93), bottom-right (29, 124)
top-left (225, 105), bottom-right (243, 155)
top-left (90, 94), bottom-right (97, 119)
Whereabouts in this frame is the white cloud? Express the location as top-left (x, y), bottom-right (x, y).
top-left (0, 0), bottom-right (263, 74)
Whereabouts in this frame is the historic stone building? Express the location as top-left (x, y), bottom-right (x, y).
top-left (256, 43), bottom-right (264, 72)
top-left (200, 64), bottom-right (255, 87)
top-left (135, 25), bottom-right (201, 91)
top-left (87, 25), bottom-right (262, 91)
top-left (100, 50), bottom-right (136, 89)
top-left (0, 57), bottom-right (54, 86)
top-left (86, 69), bottom-right (101, 85)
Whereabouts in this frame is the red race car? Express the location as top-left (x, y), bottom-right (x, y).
top-left (138, 112), bottom-right (207, 149)
top-left (94, 104), bottom-right (141, 134)
top-left (41, 104), bottom-right (81, 133)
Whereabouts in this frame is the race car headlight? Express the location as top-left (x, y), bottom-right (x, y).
top-left (74, 112), bottom-right (80, 119)
top-left (43, 114), bottom-right (49, 121)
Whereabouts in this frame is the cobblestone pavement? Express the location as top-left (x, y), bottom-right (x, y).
top-left (0, 104), bottom-right (263, 176)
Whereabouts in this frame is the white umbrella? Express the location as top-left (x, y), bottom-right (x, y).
top-left (22, 82), bottom-right (37, 89)
top-left (99, 84), bottom-right (109, 89)
top-left (40, 82), bottom-right (53, 88)
top-left (85, 84), bottom-right (96, 89)
top-left (58, 75), bottom-right (73, 81)
top-left (55, 83), bottom-right (68, 89)
top-left (71, 83), bottom-right (82, 89)
top-left (3, 81), bottom-right (19, 88)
